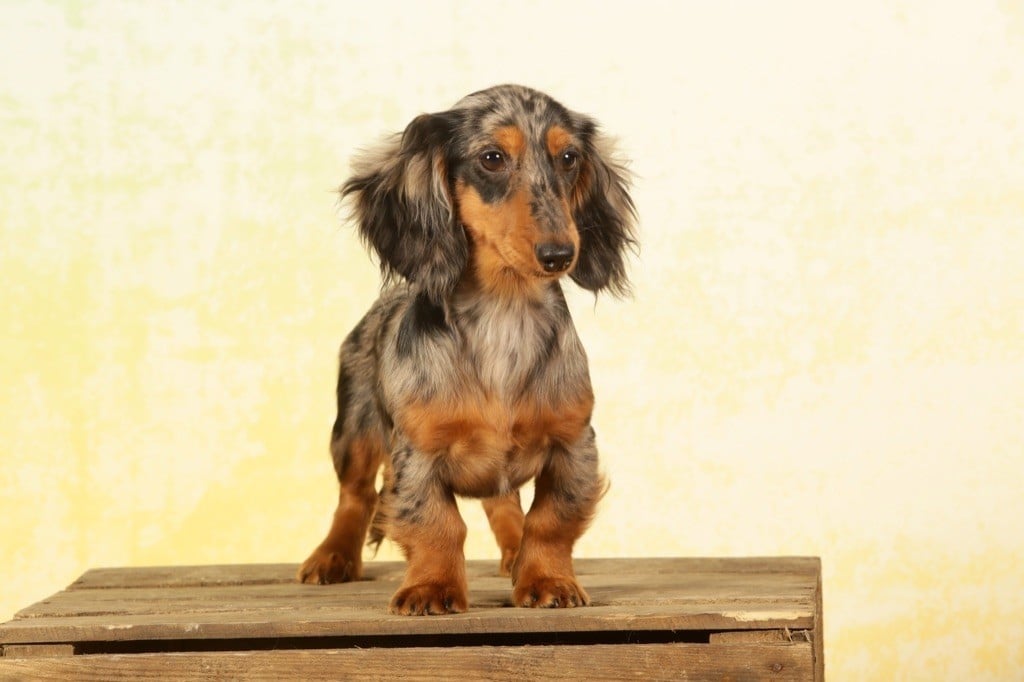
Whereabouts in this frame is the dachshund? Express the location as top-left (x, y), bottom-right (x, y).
top-left (298, 84), bottom-right (636, 615)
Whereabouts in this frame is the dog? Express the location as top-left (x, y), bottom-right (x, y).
top-left (298, 84), bottom-right (636, 615)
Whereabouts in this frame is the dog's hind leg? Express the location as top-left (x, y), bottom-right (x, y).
top-left (298, 433), bottom-right (384, 584)
top-left (482, 491), bottom-right (524, 576)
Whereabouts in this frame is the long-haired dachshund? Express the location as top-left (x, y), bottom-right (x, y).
top-left (298, 84), bottom-right (636, 615)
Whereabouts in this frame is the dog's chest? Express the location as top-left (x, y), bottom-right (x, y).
top-left (389, 293), bottom-right (592, 496)
top-left (398, 393), bottom-right (592, 497)
top-left (459, 298), bottom-right (552, 394)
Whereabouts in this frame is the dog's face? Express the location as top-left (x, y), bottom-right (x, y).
top-left (343, 84), bottom-right (636, 302)
top-left (447, 90), bottom-right (585, 293)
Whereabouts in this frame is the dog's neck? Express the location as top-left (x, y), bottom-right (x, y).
top-left (450, 274), bottom-right (563, 319)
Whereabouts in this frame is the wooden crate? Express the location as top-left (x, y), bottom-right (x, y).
top-left (0, 557), bottom-right (823, 681)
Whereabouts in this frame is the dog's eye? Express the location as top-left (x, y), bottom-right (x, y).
top-left (480, 150), bottom-right (507, 172)
top-left (560, 149), bottom-right (579, 171)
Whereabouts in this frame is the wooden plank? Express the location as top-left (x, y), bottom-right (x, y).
top-left (813, 558), bottom-right (825, 679)
top-left (1, 557), bottom-right (821, 651)
top-left (68, 564), bottom-right (303, 590)
top-left (0, 642), bottom-right (814, 681)
top-left (0, 644), bottom-right (74, 658)
top-left (67, 557), bottom-right (820, 589)
top-left (0, 602), bottom-right (814, 646)
top-left (710, 629), bottom-right (797, 643)
top-left (20, 569), bottom-right (816, 619)
top-left (20, 558), bottom-right (818, 619)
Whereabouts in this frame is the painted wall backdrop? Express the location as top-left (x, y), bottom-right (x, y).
top-left (2, 1), bottom-right (1022, 678)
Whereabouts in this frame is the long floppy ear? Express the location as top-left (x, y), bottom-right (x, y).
top-left (341, 112), bottom-right (467, 304)
top-left (569, 119), bottom-right (638, 297)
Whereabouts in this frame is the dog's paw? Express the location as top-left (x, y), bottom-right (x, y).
top-left (512, 575), bottom-right (590, 608)
top-left (389, 582), bottom-right (468, 615)
top-left (296, 549), bottom-right (360, 585)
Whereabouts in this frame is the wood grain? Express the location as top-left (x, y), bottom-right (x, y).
top-left (0, 642), bottom-right (813, 681)
top-left (67, 557), bottom-right (819, 589)
top-left (3, 558), bottom-right (818, 646)
top-left (0, 557), bottom-right (823, 680)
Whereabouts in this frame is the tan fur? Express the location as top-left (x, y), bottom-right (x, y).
top-left (297, 437), bottom-right (384, 584)
top-left (545, 125), bottom-right (574, 158)
top-left (482, 492), bottom-right (525, 576)
top-left (493, 125), bottom-right (526, 160)
top-left (456, 180), bottom-right (578, 298)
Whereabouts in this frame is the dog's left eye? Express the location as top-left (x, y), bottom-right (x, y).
top-left (480, 150), bottom-right (507, 172)
top-left (560, 149), bottom-right (580, 171)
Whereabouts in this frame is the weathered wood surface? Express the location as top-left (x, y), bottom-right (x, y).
top-left (1, 558), bottom-right (820, 646)
top-left (0, 642), bottom-right (814, 681)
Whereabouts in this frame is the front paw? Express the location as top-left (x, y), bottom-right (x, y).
top-left (513, 575), bottom-right (590, 608)
top-left (297, 548), bottom-right (361, 585)
top-left (389, 582), bottom-right (468, 615)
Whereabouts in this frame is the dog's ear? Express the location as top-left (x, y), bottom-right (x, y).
top-left (569, 119), bottom-right (638, 297)
top-left (341, 112), bottom-right (466, 304)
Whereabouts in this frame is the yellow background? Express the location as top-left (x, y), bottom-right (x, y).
top-left (2, 1), bottom-right (1023, 678)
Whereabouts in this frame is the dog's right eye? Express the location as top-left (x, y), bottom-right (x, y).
top-left (479, 150), bottom-right (507, 172)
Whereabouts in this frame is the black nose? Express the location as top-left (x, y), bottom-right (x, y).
top-left (535, 243), bottom-right (576, 274)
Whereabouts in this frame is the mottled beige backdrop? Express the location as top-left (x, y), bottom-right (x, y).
top-left (2, 1), bottom-right (1023, 678)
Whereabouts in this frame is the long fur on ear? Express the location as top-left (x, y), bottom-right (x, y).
top-left (341, 113), bottom-right (467, 304)
top-left (569, 119), bottom-right (638, 297)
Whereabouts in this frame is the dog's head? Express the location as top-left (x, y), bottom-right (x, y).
top-left (342, 84), bottom-right (636, 302)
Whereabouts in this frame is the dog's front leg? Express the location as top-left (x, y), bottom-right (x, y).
top-left (387, 443), bottom-right (469, 615)
top-left (512, 426), bottom-right (604, 608)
